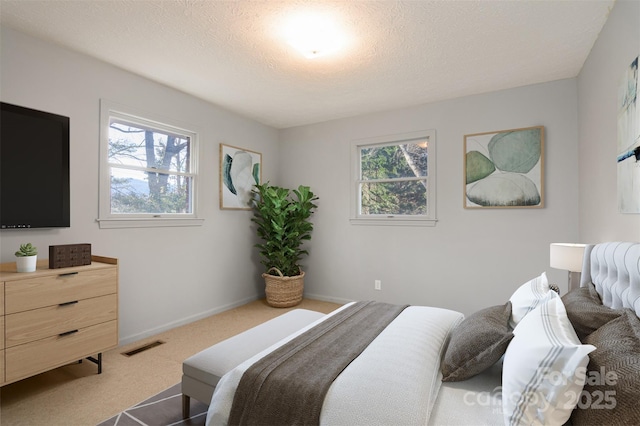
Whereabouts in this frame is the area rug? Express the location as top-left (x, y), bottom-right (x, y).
top-left (97, 383), bottom-right (208, 426)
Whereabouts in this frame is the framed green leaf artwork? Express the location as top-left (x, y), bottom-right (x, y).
top-left (220, 144), bottom-right (262, 210)
top-left (464, 126), bottom-right (544, 209)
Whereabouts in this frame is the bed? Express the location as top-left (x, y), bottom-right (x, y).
top-left (206, 241), bottom-right (640, 425)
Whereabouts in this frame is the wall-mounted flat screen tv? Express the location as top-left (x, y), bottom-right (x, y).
top-left (1, 102), bottom-right (70, 229)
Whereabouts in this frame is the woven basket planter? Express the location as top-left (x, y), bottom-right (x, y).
top-left (262, 267), bottom-right (304, 308)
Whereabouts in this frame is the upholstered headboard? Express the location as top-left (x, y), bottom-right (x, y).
top-left (580, 242), bottom-right (640, 317)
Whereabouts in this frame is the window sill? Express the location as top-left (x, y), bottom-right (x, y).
top-left (349, 217), bottom-right (438, 227)
top-left (96, 217), bottom-right (204, 229)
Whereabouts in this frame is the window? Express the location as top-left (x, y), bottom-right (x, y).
top-left (98, 100), bottom-right (202, 228)
top-left (351, 130), bottom-right (437, 226)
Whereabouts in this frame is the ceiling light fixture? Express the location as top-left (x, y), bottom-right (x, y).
top-left (283, 12), bottom-right (345, 59)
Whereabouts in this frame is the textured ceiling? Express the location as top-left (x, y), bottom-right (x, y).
top-left (0, 0), bottom-right (614, 129)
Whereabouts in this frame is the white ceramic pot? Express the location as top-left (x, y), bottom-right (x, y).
top-left (16, 255), bottom-right (37, 272)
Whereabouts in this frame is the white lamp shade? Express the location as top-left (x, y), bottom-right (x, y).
top-left (550, 243), bottom-right (586, 273)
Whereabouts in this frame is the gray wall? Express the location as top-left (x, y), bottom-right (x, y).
top-left (280, 79), bottom-right (580, 315)
top-left (0, 28), bottom-right (280, 344)
top-left (577, 0), bottom-right (640, 243)
top-left (2, 0), bottom-right (634, 345)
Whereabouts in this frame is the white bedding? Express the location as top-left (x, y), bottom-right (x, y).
top-left (205, 242), bottom-right (640, 426)
top-left (206, 303), bottom-right (464, 426)
top-left (428, 360), bottom-right (504, 426)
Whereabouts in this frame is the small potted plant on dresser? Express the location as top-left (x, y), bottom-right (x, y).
top-left (252, 182), bottom-right (318, 307)
top-left (15, 243), bottom-right (38, 272)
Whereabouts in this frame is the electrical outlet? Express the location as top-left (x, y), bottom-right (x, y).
top-left (374, 280), bottom-right (381, 290)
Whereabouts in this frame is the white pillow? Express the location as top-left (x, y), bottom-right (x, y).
top-left (502, 297), bottom-right (595, 426)
top-left (509, 272), bottom-right (555, 327)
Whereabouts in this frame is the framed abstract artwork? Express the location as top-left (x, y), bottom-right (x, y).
top-left (464, 126), bottom-right (544, 209)
top-left (219, 144), bottom-right (262, 210)
top-left (617, 55), bottom-right (639, 214)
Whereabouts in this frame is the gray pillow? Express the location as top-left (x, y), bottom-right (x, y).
top-left (561, 282), bottom-right (622, 341)
top-left (441, 301), bottom-right (513, 382)
top-left (570, 309), bottom-right (640, 425)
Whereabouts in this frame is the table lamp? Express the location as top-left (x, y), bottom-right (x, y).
top-left (550, 243), bottom-right (586, 292)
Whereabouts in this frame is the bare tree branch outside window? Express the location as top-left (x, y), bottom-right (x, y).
top-left (107, 119), bottom-right (193, 214)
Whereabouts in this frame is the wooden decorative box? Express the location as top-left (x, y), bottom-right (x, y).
top-left (48, 244), bottom-right (92, 269)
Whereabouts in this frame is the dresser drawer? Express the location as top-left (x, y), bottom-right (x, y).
top-left (5, 294), bottom-right (117, 348)
top-left (5, 268), bottom-right (117, 314)
top-left (5, 320), bottom-right (117, 383)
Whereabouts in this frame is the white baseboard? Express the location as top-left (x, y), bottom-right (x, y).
top-left (118, 293), bottom-right (352, 347)
top-left (303, 292), bottom-right (354, 305)
top-left (118, 295), bottom-right (260, 346)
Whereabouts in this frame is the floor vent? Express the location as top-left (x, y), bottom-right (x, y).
top-left (122, 340), bottom-right (165, 357)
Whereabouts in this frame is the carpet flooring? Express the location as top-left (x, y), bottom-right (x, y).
top-left (97, 383), bottom-right (207, 426)
top-left (0, 298), bottom-right (342, 426)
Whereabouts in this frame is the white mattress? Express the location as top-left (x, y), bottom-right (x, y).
top-left (206, 303), bottom-right (464, 426)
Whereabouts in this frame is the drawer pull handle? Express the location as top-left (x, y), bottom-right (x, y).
top-left (59, 301), bottom-right (79, 307)
top-left (59, 272), bottom-right (79, 277)
top-left (59, 329), bottom-right (79, 337)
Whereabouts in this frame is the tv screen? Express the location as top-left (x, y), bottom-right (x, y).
top-left (0, 102), bottom-right (70, 229)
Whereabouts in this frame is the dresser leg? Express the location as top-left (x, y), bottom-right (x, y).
top-left (86, 353), bottom-right (103, 374)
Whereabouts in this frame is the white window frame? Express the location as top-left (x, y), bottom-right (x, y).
top-left (97, 100), bottom-right (203, 229)
top-left (350, 129), bottom-right (437, 227)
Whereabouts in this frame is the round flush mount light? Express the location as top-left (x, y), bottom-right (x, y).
top-left (281, 11), bottom-right (347, 59)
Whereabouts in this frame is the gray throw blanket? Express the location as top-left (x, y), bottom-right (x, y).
top-left (228, 301), bottom-right (408, 426)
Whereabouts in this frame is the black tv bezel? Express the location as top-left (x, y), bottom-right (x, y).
top-left (0, 102), bottom-right (71, 229)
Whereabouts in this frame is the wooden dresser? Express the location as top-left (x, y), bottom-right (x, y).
top-left (0, 255), bottom-right (118, 386)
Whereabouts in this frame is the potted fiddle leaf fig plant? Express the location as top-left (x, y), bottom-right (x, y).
top-left (251, 182), bottom-right (318, 307)
top-left (15, 243), bottom-right (38, 272)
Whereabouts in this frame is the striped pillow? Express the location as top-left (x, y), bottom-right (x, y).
top-left (502, 297), bottom-right (595, 426)
top-left (509, 272), bottom-right (555, 327)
